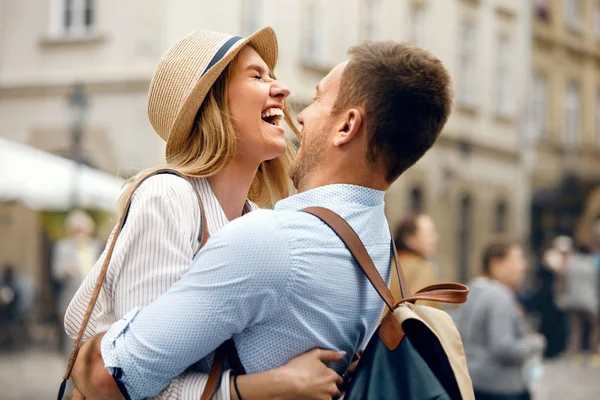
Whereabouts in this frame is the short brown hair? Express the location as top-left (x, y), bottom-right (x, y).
top-left (333, 42), bottom-right (452, 182)
top-left (482, 242), bottom-right (516, 275)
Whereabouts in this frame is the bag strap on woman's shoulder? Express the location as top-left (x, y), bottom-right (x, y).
top-left (57, 168), bottom-right (209, 399)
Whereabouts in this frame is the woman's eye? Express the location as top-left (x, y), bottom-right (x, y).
top-left (254, 75), bottom-right (263, 80)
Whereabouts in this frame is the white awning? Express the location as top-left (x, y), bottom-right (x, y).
top-left (0, 138), bottom-right (125, 211)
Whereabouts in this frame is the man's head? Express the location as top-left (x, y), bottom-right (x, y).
top-left (394, 213), bottom-right (438, 258)
top-left (291, 41), bottom-right (452, 191)
top-left (482, 242), bottom-right (527, 290)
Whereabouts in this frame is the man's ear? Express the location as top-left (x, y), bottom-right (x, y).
top-left (333, 108), bottom-right (363, 147)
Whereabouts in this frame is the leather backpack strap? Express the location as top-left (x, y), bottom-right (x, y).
top-left (390, 234), bottom-right (411, 298)
top-left (201, 339), bottom-right (246, 400)
top-left (302, 207), bottom-right (396, 311)
top-left (395, 283), bottom-right (469, 306)
top-left (58, 169), bottom-right (208, 398)
top-left (302, 207), bottom-right (469, 309)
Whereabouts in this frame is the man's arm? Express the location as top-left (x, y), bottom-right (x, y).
top-left (73, 211), bottom-right (291, 400)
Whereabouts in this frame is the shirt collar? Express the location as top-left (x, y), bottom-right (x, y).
top-left (275, 184), bottom-right (386, 212)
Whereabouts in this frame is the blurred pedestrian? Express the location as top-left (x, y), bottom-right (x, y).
top-left (459, 242), bottom-right (545, 400)
top-left (51, 210), bottom-right (101, 354)
top-left (555, 236), bottom-right (600, 365)
top-left (530, 243), bottom-right (568, 358)
top-left (0, 264), bottom-right (21, 351)
top-left (390, 212), bottom-right (439, 308)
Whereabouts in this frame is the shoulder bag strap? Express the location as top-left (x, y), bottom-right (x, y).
top-left (57, 169), bottom-right (208, 400)
top-left (301, 207), bottom-right (468, 307)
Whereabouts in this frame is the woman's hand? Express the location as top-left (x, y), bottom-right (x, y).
top-left (70, 388), bottom-right (86, 400)
top-left (278, 349), bottom-right (345, 400)
top-left (233, 349), bottom-right (345, 400)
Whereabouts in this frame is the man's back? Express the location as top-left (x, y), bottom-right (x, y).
top-left (230, 184), bottom-right (392, 373)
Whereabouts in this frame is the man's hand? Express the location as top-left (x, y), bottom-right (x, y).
top-left (71, 333), bottom-right (123, 400)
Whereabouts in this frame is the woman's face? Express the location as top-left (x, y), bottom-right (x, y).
top-left (227, 46), bottom-right (291, 165)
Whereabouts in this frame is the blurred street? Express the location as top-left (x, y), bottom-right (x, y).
top-left (0, 350), bottom-right (598, 400)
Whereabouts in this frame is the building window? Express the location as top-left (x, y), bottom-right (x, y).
top-left (459, 22), bottom-right (477, 107)
top-left (596, 92), bottom-right (600, 146)
top-left (303, 0), bottom-right (325, 64)
top-left (364, 0), bottom-right (385, 41)
top-left (57, 0), bottom-right (94, 36)
top-left (409, 7), bottom-right (425, 47)
top-left (458, 195), bottom-right (472, 283)
top-left (494, 201), bottom-right (508, 233)
top-left (565, 81), bottom-right (581, 146)
top-left (533, 73), bottom-right (548, 139)
top-left (495, 35), bottom-right (511, 116)
top-left (596, 0), bottom-right (600, 38)
top-left (241, 0), bottom-right (264, 36)
top-left (409, 186), bottom-right (424, 212)
top-left (566, 0), bottom-right (581, 30)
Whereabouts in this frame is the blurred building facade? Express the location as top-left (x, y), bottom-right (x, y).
top-left (378, 0), bottom-right (532, 282)
top-left (0, 0), bottom-right (560, 305)
top-left (530, 0), bottom-right (600, 251)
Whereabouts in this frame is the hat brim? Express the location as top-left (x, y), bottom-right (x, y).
top-left (165, 26), bottom-right (279, 162)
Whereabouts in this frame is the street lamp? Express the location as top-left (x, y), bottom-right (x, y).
top-left (68, 83), bottom-right (88, 208)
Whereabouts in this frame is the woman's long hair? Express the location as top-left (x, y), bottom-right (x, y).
top-left (118, 49), bottom-right (298, 215)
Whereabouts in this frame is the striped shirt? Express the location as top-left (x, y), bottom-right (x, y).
top-left (64, 174), bottom-right (255, 400)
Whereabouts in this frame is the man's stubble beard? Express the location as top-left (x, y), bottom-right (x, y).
top-left (290, 126), bottom-right (329, 192)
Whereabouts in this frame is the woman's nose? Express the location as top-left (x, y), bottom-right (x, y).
top-left (271, 80), bottom-right (291, 100)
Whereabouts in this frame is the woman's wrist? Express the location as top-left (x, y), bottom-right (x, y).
top-left (230, 368), bottom-right (293, 400)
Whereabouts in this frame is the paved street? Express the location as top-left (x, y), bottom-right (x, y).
top-left (0, 350), bottom-right (598, 399)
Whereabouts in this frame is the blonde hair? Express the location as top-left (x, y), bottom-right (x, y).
top-left (118, 49), bottom-right (298, 215)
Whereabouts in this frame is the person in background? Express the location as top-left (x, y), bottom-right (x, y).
top-left (0, 264), bottom-right (21, 351)
top-left (459, 242), bottom-right (546, 400)
top-left (531, 243), bottom-right (568, 358)
top-left (390, 212), bottom-right (439, 307)
top-left (52, 209), bottom-right (102, 354)
top-left (555, 236), bottom-right (600, 365)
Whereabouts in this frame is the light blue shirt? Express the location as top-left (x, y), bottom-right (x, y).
top-left (101, 184), bottom-right (392, 399)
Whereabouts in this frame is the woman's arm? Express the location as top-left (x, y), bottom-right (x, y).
top-left (232, 349), bottom-right (344, 400)
top-left (73, 335), bottom-right (344, 400)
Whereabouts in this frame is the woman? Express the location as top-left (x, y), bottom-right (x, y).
top-left (65, 27), bottom-right (343, 400)
top-left (389, 212), bottom-right (439, 308)
top-left (52, 210), bottom-right (102, 354)
top-left (458, 242), bottom-right (546, 400)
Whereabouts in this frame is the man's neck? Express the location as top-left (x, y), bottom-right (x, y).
top-left (298, 166), bottom-right (389, 193)
top-left (208, 159), bottom-right (258, 221)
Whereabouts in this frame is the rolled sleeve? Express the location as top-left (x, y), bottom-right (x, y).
top-left (101, 308), bottom-right (144, 399)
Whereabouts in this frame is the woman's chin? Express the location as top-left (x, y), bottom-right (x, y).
top-left (260, 139), bottom-right (288, 162)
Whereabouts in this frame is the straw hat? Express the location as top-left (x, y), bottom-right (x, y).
top-left (148, 27), bottom-right (279, 162)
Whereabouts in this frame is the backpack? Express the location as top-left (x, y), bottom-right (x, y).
top-left (304, 207), bottom-right (474, 400)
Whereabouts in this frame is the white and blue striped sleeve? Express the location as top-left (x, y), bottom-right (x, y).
top-left (100, 210), bottom-right (293, 400)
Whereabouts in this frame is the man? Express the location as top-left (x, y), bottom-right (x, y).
top-left (72, 41), bottom-right (453, 400)
top-left (458, 242), bottom-right (546, 400)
